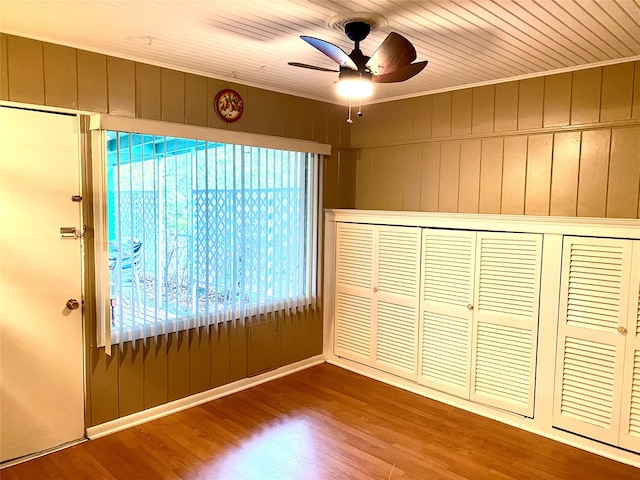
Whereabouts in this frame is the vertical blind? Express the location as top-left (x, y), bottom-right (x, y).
top-left (91, 117), bottom-right (326, 352)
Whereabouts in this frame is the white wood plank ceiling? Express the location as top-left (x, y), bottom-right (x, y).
top-left (1, 0), bottom-right (639, 104)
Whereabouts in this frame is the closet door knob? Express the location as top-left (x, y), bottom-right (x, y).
top-left (373, 287), bottom-right (378, 293)
top-left (467, 304), bottom-right (474, 310)
top-left (618, 326), bottom-right (627, 335)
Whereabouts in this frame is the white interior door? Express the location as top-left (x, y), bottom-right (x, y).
top-left (552, 236), bottom-right (631, 446)
top-left (334, 223), bottom-right (421, 380)
top-left (619, 241), bottom-right (640, 453)
top-left (374, 226), bottom-right (421, 380)
top-left (0, 107), bottom-right (85, 463)
top-left (335, 223), bottom-right (375, 363)
top-left (470, 232), bottom-right (542, 417)
top-left (419, 228), bottom-right (476, 398)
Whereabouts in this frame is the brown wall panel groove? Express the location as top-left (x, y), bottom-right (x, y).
top-left (189, 327), bottom-right (211, 395)
top-left (458, 139), bottom-right (481, 213)
top-left (543, 73), bottom-right (572, 128)
top-left (472, 85), bottom-right (495, 135)
top-left (386, 146), bottom-right (405, 211)
top-left (501, 135), bottom-right (528, 215)
top-left (118, 340), bottom-right (145, 417)
top-left (550, 131), bottom-right (581, 216)
top-left (606, 126), bottom-right (640, 218)
top-left (494, 81), bottom-right (519, 132)
top-left (439, 141), bottom-right (461, 212)
top-left (571, 67), bottom-right (601, 125)
top-left (107, 57), bottom-right (135, 117)
top-left (7, 36), bottom-right (45, 105)
top-left (577, 129), bottom-right (611, 217)
top-left (0, 34), bottom-right (9, 101)
top-left (403, 144), bottom-right (423, 211)
top-left (77, 50), bottom-right (108, 113)
top-left (432, 92), bottom-right (452, 138)
top-left (43, 43), bottom-right (78, 109)
top-left (135, 63), bottom-right (161, 120)
top-left (143, 336), bottom-right (168, 410)
top-left (633, 61), bottom-right (640, 120)
top-left (420, 143), bottom-right (441, 211)
top-left (518, 77), bottom-right (544, 131)
top-left (413, 95), bottom-right (433, 140)
top-left (161, 68), bottom-right (185, 123)
top-left (211, 322), bottom-right (231, 388)
top-left (478, 137), bottom-right (503, 214)
top-left (452, 89), bottom-right (472, 136)
top-left (601, 63), bottom-right (634, 122)
top-left (525, 134), bottom-right (554, 216)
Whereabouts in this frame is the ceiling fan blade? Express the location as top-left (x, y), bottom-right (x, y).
top-left (373, 61), bottom-right (428, 83)
top-left (288, 62), bottom-right (339, 73)
top-left (366, 32), bottom-right (417, 76)
top-left (300, 36), bottom-right (358, 70)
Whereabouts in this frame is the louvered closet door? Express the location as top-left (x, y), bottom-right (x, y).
top-left (374, 226), bottom-right (421, 380)
top-left (335, 223), bottom-right (375, 363)
top-left (470, 232), bottom-right (542, 417)
top-left (616, 241), bottom-right (640, 453)
top-left (552, 237), bottom-right (632, 446)
top-left (419, 229), bottom-right (476, 397)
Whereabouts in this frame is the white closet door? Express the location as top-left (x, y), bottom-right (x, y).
top-left (335, 223), bottom-right (375, 363)
top-left (470, 232), bottom-right (542, 417)
top-left (419, 229), bottom-right (476, 397)
top-left (374, 226), bottom-right (421, 380)
top-left (619, 242), bottom-right (640, 453)
top-left (552, 237), bottom-right (631, 445)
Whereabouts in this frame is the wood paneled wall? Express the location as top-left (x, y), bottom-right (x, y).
top-left (0, 33), bottom-right (352, 426)
top-left (351, 61), bottom-right (640, 219)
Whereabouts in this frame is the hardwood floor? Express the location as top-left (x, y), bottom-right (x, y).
top-left (3, 363), bottom-right (638, 479)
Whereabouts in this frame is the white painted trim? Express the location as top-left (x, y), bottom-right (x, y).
top-left (535, 234), bottom-right (564, 429)
top-left (0, 100), bottom-right (98, 116)
top-left (86, 355), bottom-right (324, 440)
top-left (322, 216), bottom-right (337, 356)
top-left (89, 115), bottom-right (332, 155)
top-left (325, 209), bottom-right (640, 239)
top-left (0, 438), bottom-right (88, 469)
top-left (325, 354), bottom-right (640, 468)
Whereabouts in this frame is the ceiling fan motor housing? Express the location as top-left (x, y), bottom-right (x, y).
top-left (339, 66), bottom-right (372, 82)
top-left (344, 21), bottom-right (371, 42)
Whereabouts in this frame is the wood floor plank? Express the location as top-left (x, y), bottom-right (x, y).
top-left (3, 364), bottom-right (638, 479)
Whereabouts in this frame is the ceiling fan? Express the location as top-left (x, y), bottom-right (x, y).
top-left (288, 21), bottom-right (428, 122)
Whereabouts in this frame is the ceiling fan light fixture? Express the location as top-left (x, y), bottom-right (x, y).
top-left (337, 77), bottom-right (373, 99)
top-left (337, 68), bottom-right (373, 99)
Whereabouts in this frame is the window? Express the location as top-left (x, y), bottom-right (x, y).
top-left (92, 117), bottom-right (326, 351)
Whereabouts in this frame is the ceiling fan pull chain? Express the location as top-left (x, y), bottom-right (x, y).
top-left (347, 98), bottom-right (354, 124)
top-left (357, 98), bottom-right (363, 118)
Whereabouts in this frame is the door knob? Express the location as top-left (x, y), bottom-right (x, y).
top-left (618, 326), bottom-right (627, 335)
top-left (66, 298), bottom-right (80, 310)
top-left (467, 304), bottom-right (474, 310)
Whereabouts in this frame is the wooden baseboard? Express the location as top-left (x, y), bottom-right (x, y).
top-left (86, 354), bottom-right (325, 440)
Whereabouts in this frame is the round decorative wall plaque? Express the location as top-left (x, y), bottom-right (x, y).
top-left (214, 89), bottom-right (244, 122)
